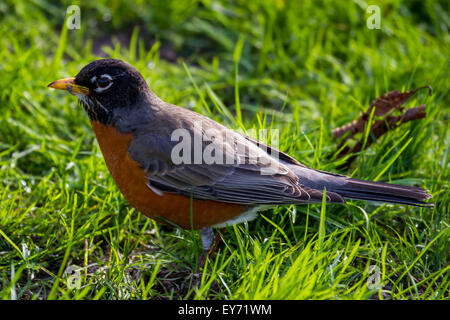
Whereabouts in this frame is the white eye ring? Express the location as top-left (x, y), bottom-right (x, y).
top-left (93, 74), bottom-right (113, 92)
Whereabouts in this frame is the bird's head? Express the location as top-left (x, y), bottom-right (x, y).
top-left (48, 59), bottom-right (150, 124)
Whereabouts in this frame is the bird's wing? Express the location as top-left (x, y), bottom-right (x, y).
top-left (128, 118), bottom-right (344, 205)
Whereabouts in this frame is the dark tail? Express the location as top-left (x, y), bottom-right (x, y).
top-left (332, 177), bottom-right (433, 207)
top-left (290, 166), bottom-right (433, 207)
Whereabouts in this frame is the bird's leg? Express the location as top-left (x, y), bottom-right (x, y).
top-left (198, 227), bottom-right (224, 268)
top-left (200, 227), bottom-right (215, 253)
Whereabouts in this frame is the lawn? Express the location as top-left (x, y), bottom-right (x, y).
top-left (0, 0), bottom-right (448, 300)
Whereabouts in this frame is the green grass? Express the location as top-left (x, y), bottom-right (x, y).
top-left (0, 0), bottom-right (449, 300)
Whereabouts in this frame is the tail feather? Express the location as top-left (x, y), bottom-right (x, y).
top-left (332, 178), bottom-right (433, 207)
top-left (289, 165), bottom-right (432, 207)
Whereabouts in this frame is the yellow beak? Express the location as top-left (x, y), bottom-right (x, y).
top-left (47, 77), bottom-right (90, 96)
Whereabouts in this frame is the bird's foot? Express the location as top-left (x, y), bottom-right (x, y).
top-left (197, 227), bottom-right (224, 269)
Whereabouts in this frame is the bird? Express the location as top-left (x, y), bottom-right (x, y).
top-left (48, 59), bottom-right (432, 258)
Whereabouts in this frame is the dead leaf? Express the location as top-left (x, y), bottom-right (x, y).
top-left (332, 86), bottom-right (431, 169)
top-left (332, 86), bottom-right (431, 138)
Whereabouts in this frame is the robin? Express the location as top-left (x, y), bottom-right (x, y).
top-left (48, 59), bottom-right (432, 256)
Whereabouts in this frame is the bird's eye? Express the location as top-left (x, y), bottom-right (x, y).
top-left (93, 74), bottom-right (113, 92)
top-left (97, 76), bottom-right (111, 88)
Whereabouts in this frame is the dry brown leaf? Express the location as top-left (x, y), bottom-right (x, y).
top-left (332, 86), bottom-right (431, 169)
top-left (332, 86), bottom-right (431, 138)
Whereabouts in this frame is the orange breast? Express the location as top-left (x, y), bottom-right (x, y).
top-left (90, 120), bottom-right (245, 229)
